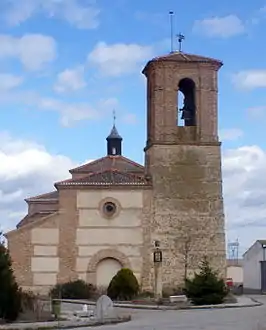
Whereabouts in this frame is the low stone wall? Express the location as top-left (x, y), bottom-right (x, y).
top-left (0, 315), bottom-right (131, 330)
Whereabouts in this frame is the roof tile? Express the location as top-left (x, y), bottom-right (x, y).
top-left (16, 211), bottom-right (55, 228)
top-left (25, 191), bottom-right (59, 202)
top-left (143, 52), bottom-right (222, 73)
top-left (56, 169), bottom-right (149, 186)
top-left (70, 155), bottom-right (144, 174)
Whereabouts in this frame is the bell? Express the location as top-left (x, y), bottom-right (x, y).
top-left (181, 109), bottom-right (192, 120)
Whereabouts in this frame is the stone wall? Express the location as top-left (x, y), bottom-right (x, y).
top-left (145, 144), bottom-right (226, 288)
top-left (76, 189), bottom-right (144, 285)
top-left (7, 212), bottom-right (60, 294)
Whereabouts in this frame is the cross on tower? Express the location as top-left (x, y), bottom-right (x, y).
top-left (177, 33), bottom-right (185, 52)
top-left (113, 109), bottom-right (116, 126)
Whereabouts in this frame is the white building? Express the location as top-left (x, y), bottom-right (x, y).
top-left (243, 240), bottom-right (266, 293)
top-left (226, 259), bottom-right (243, 286)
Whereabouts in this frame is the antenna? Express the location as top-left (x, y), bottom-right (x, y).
top-left (228, 239), bottom-right (240, 263)
top-left (169, 11), bottom-right (174, 53)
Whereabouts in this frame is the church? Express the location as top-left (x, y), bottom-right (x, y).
top-left (6, 50), bottom-right (226, 295)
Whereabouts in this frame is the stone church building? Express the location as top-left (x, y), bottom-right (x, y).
top-left (6, 51), bottom-right (226, 294)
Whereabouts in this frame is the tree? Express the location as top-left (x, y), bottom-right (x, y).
top-left (0, 232), bottom-right (22, 321)
top-left (179, 234), bottom-right (192, 281)
top-left (107, 268), bottom-right (139, 301)
top-left (184, 256), bottom-right (228, 305)
top-left (174, 220), bottom-right (196, 282)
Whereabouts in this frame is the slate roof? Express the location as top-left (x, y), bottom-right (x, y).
top-left (107, 125), bottom-right (122, 140)
top-left (143, 51), bottom-right (223, 73)
top-left (69, 155), bottom-right (144, 175)
top-left (56, 169), bottom-right (149, 186)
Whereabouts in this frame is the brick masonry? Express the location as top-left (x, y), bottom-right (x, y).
top-left (57, 189), bottom-right (79, 283)
top-left (6, 52), bottom-right (226, 294)
top-left (141, 55), bottom-right (226, 289)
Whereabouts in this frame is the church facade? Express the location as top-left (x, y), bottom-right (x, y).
top-left (6, 51), bottom-right (226, 294)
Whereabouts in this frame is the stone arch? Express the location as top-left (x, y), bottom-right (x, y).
top-left (86, 249), bottom-right (131, 285)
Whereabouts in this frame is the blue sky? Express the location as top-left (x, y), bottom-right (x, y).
top-left (1, 0), bottom-right (266, 255)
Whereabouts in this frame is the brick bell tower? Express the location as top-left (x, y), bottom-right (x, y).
top-left (142, 51), bottom-right (226, 288)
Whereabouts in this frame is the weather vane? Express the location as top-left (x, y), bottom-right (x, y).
top-left (177, 33), bottom-right (185, 52)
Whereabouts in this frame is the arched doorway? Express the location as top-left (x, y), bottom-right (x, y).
top-left (96, 258), bottom-right (122, 287)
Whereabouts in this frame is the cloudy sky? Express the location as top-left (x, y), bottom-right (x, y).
top-left (0, 0), bottom-right (266, 255)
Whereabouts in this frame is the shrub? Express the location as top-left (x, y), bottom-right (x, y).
top-left (50, 280), bottom-right (96, 300)
top-left (20, 291), bottom-right (36, 312)
top-left (20, 291), bottom-right (53, 322)
top-left (0, 235), bottom-right (22, 322)
top-left (184, 256), bottom-right (228, 305)
top-left (107, 268), bottom-right (139, 301)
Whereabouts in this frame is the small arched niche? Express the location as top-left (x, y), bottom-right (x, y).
top-left (177, 78), bottom-right (196, 127)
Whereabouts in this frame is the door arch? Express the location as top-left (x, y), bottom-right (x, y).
top-left (86, 249), bottom-right (131, 285)
top-left (96, 258), bottom-right (122, 287)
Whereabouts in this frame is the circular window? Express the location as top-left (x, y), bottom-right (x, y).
top-left (103, 202), bottom-right (117, 217)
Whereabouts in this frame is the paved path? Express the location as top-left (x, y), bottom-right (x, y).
top-left (67, 296), bottom-right (266, 330)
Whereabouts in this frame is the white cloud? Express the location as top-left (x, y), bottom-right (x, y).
top-left (219, 128), bottom-right (244, 141)
top-left (88, 42), bottom-right (154, 76)
top-left (193, 15), bottom-right (245, 38)
top-left (0, 89), bottom-right (119, 126)
top-left (0, 132), bottom-right (76, 232)
top-left (0, 74), bottom-right (23, 90)
top-left (54, 66), bottom-right (86, 93)
top-left (1, 130), bottom-right (266, 255)
top-left (232, 70), bottom-right (266, 90)
top-left (247, 106), bottom-right (266, 118)
top-left (122, 113), bottom-right (137, 124)
top-left (222, 145), bottom-right (266, 253)
top-left (0, 34), bottom-right (57, 71)
top-left (3, 0), bottom-right (100, 29)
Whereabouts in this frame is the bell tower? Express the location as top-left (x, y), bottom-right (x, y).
top-left (142, 52), bottom-right (226, 288)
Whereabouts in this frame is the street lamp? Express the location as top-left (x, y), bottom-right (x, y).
top-left (153, 240), bottom-right (162, 263)
top-left (153, 240), bottom-right (163, 300)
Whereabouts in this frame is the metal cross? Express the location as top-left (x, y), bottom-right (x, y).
top-left (113, 109), bottom-right (116, 126)
top-left (177, 33), bottom-right (185, 52)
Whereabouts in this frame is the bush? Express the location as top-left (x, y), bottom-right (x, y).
top-left (107, 268), bottom-right (139, 301)
top-left (20, 291), bottom-right (36, 312)
top-left (0, 235), bottom-right (22, 322)
top-left (50, 280), bottom-right (96, 300)
top-left (20, 291), bottom-right (53, 322)
top-left (184, 257), bottom-right (228, 305)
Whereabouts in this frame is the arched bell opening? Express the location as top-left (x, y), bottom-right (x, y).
top-left (177, 78), bottom-right (196, 127)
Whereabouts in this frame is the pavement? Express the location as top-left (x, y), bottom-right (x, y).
top-left (1, 295), bottom-right (265, 330)
top-left (67, 295), bottom-right (266, 330)
top-left (60, 295), bottom-right (262, 310)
